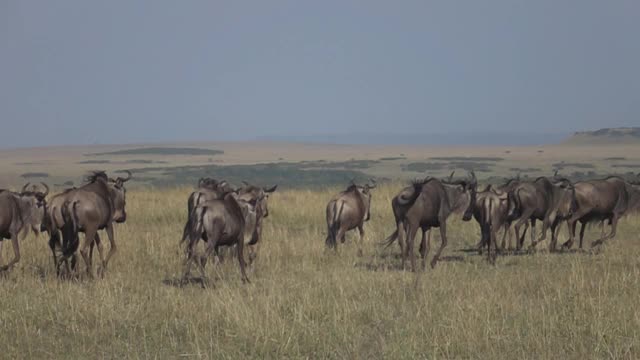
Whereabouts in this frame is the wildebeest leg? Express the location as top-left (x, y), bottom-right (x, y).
top-left (0, 241), bottom-right (3, 267)
top-left (356, 225), bottom-right (365, 257)
top-left (396, 221), bottom-right (406, 259)
top-left (500, 224), bottom-right (510, 251)
top-left (514, 214), bottom-right (531, 250)
top-left (562, 220), bottom-right (578, 249)
top-left (236, 235), bottom-right (250, 283)
top-left (578, 221), bottom-right (587, 249)
top-left (182, 241), bottom-right (196, 280)
top-left (0, 234), bottom-right (20, 271)
top-left (420, 227), bottom-right (431, 270)
top-left (528, 218), bottom-right (537, 249)
top-left (404, 224), bottom-right (419, 272)
top-left (593, 215), bottom-right (619, 247)
top-left (334, 227), bottom-right (345, 252)
top-left (430, 221), bottom-right (447, 269)
top-left (101, 223), bottom-right (117, 273)
top-left (93, 233), bottom-right (107, 277)
top-left (80, 227), bottom-right (97, 277)
top-left (549, 217), bottom-right (561, 252)
top-left (489, 224), bottom-right (499, 264)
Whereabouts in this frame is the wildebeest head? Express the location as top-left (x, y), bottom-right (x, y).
top-left (19, 182), bottom-right (49, 234)
top-left (238, 182), bottom-right (278, 218)
top-left (108, 170), bottom-right (132, 223)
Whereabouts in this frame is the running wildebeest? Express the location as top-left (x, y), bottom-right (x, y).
top-left (507, 176), bottom-right (576, 250)
top-left (182, 191), bottom-right (253, 283)
top-left (0, 183), bottom-right (49, 271)
top-left (382, 171), bottom-right (477, 271)
top-left (45, 171), bottom-right (130, 277)
top-left (561, 176), bottom-right (630, 249)
top-left (325, 180), bottom-right (376, 256)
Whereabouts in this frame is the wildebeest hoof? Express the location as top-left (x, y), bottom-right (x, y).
top-left (357, 249), bottom-right (363, 257)
top-left (591, 240), bottom-right (603, 248)
top-left (430, 259), bottom-right (438, 269)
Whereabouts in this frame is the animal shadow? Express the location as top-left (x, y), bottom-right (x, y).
top-left (162, 276), bottom-right (215, 289)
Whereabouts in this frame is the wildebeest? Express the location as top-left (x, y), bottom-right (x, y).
top-left (382, 171), bottom-right (477, 271)
top-left (561, 176), bottom-right (630, 249)
top-left (0, 183), bottom-right (49, 271)
top-left (235, 182), bottom-right (277, 263)
top-left (507, 176), bottom-right (576, 250)
top-left (182, 191), bottom-right (253, 283)
top-left (473, 185), bottom-right (510, 263)
top-left (45, 171), bottom-right (130, 277)
top-left (180, 178), bottom-right (235, 247)
top-left (325, 180), bottom-right (376, 256)
top-left (472, 176), bottom-right (523, 252)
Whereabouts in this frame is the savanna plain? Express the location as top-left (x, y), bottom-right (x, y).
top-left (1, 142), bottom-right (640, 359)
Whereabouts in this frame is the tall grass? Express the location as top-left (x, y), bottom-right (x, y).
top-left (1, 183), bottom-right (639, 358)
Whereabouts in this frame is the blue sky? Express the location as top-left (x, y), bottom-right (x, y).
top-left (1, 1), bottom-right (638, 148)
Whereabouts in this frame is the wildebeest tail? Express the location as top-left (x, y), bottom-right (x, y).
top-left (396, 180), bottom-right (426, 207)
top-left (181, 193), bottom-right (202, 246)
top-left (60, 201), bottom-right (80, 256)
top-left (380, 227), bottom-right (399, 248)
top-left (325, 200), bottom-right (344, 247)
top-left (187, 204), bottom-right (207, 249)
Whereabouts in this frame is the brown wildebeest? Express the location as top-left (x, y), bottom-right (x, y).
top-left (180, 177), bottom-right (235, 247)
top-left (474, 185), bottom-right (510, 263)
top-left (235, 182), bottom-right (277, 263)
top-left (325, 180), bottom-right (376, 256)
top-left (0, 183), bottom-right (49, 271)
top-left (182, 192), bottom-right (252, 283)
top-left (561, 176), bottom-right (630, 249)
top-left (45, 171), bottom-right (130, 277)
top-left (473, 176), bottom-right (523, 252)
top-left (382, 171), bottom-right (477, 271)
top-left (507, 176), bottom-right (576, 250)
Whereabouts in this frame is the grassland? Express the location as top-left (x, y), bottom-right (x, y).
top-left (1, 182), bottom-right (639, 358)
top-left (2, 141), bottom-right (640, 188)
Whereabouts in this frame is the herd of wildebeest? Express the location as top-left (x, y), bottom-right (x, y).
top-left (1, 168), bottom-right (640, 284)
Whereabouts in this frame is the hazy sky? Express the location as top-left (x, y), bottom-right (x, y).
top-left (1, 1), bottom-right (639, 148)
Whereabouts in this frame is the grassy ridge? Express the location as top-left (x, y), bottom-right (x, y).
top-left (1, 183), bottom-right (639, 358)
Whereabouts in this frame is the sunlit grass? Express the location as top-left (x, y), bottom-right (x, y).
top-left (1, 183), bottom-right (639, 358)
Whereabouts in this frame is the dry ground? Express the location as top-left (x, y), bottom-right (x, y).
top-left (1, 183), bottom-right (639, 359)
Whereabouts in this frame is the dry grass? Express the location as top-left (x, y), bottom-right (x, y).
top-left (1, 183), bottom-right (639, 359)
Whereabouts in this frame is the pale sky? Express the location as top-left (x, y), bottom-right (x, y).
top-left (1, 1), bottom-right (638, 148)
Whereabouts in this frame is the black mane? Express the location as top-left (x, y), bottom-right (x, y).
top-left (85, 171), bottom-right (108, 184)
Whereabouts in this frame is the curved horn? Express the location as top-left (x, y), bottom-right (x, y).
top-left (22, 183), bottom-right (31, 193)
top-left (198, 177), bottom-right (206, 187)
top-left (553, 169), bottom-right (559, 178)
top-left (40, 182), bottom-right (49, 197)
top-left (242, 181), bottom-right (251, 186)
top-left (263, 185), bottom-right (278, 193)
top-left (448, 171), bottom-right (455, 182)
top-left (120, 170), bottom-right (132, 182)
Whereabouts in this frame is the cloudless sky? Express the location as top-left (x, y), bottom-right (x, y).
top-left (1, 0), bottom-right (639, 148)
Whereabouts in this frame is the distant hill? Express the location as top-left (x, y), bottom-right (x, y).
top-left (564, 127), bottom-right (640, 145)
